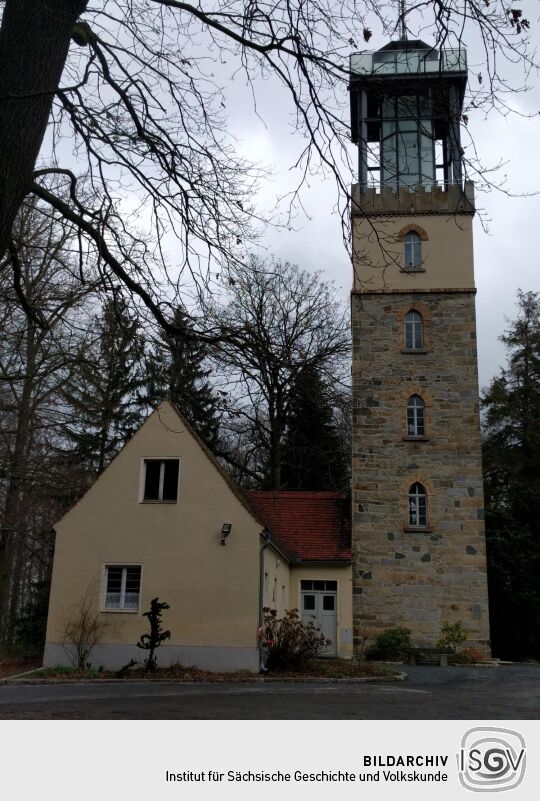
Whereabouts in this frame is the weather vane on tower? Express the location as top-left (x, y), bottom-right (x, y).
top-left (399, 0), bottom-right (408, 40)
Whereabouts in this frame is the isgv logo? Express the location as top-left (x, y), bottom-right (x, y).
top-left (458, 727), bottom-right (526, 792)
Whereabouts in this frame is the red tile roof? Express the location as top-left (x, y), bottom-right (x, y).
top-left (245, 491), bottom-right (351, 563)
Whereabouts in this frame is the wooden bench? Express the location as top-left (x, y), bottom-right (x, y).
top-left (407, 647), bottom-right (453, 667)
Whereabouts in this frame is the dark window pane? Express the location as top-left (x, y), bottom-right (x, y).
top-left (414, 326), bottom-right (424, 348)
top-left (323, 595), bottom-right (335, 611)
top-left (418, 497), bottom-right (427, 526)
top-left (106, 567), bottom-right (122, 593)
top-left (405, 322), bottom-right (413, 349)
top-left (303, 594), bottom-right (315, 611)
top-left (144, 460), bottom-right (161, 500)
top-left (416, 407), bottom-right (425, 435)
top-left (106, 566), bottom-right (123, 609)
top-left (300, 580), bottom-right (313, 591)
top-left (125, 566), bottom-right (141, 592)
top-left (314, 581), bottom-right (325, 591)
top-left (325, 581), bottom-right (337, 591)
top-left (162, 460), bottom-right (179, 501)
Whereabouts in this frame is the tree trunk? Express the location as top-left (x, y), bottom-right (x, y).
top-left (0, 324), bottom-right (37, 645)
top-left (0, 0), bottom-right (88, 258)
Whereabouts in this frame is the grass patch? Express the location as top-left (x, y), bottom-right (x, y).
top-left (34, 665), bottom-right (104, 679)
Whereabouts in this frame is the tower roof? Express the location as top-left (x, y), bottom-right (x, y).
top-left (350, 40), bottom-right (467, 79)
top-left (377, 39), bottom-right (433, 52)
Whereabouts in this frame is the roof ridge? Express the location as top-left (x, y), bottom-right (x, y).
top-left (245, 490), bottom-right (347, 498)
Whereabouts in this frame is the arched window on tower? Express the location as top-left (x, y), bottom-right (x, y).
top-left (407, 395), bottom-right (425, 437)
top-left (408, 482), bottom-right (428, 527)
top-left (404, 310), bottom-right (424, 350)
top-left (404, 231), bottom-right (422, 269)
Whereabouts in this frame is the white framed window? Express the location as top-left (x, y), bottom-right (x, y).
top-left (404, 231), bottom-right (422, 269)
top-left (407, 394), bottom-right (425, 436)
top-left (141, 458), bottom-right (179, 502)
top-left (404, 310), bottom-right (424, 350)
top-left (408, 483), bottom-right (428, 527)
top-left (104, 565), bottom-right (142, 611)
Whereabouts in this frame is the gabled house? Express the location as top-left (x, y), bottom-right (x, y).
top-left (44, 401), bottom-right (352, 671)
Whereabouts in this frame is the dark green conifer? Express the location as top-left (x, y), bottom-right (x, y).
top-left (483, 291), bottom-right (540, 659)
top-left (144, 306), bottom-right (220, 447)
top-left (62, 296), bottom-right (146, 473)
top-left (281, 365), bottom-right (349, 491)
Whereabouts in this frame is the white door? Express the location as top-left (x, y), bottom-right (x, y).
top-left (318, 592), bottom-right (337, 656)
top-left (301, 582), bottom-right (337, 657)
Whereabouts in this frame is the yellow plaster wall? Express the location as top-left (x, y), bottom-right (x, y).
top-left (352, 213), bottom-right (475, 292)
top-left (45, 402), bottom-right (262, 650)
top-left (263, 546), bottom-right (290, 618)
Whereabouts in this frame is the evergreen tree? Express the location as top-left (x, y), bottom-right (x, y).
top-left (281, 366), bottom-right (350, 491)
top-left (63, 296), bottom-right (146, 473)
top-left (144, 307), bottom-right (220, 448)
top-left (482, 291), bottom-right (540, 659)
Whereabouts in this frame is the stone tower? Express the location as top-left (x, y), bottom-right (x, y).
top-left (349, 39), bottom-right (491, 652)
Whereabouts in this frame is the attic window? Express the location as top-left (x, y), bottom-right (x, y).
top-left (142, 459), bottom-right (180, 502)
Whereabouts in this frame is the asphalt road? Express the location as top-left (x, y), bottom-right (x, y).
top-left (0, 665), bottom-right (538, 719)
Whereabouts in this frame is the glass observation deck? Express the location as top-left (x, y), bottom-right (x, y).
top-left (350, 48), bottom-right (467, 77)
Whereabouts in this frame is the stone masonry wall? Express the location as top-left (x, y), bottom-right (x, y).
top-left (351, 290), bottom-right (491, 652)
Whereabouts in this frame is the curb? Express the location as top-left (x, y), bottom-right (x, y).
top-left (1, 672), bottom-right (406, 686)
top-left (260, 672), bottom-right (407, 683)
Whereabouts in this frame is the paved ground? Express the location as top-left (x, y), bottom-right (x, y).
top-left (0, 665), bottom-right (538, 719)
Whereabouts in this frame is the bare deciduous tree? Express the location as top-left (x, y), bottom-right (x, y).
top-left (210, 256), bottom-right (350, 488)
top-left (0, 1), bottom-right (535, 329)
top-left (0, 194), bottom-right (95, 645)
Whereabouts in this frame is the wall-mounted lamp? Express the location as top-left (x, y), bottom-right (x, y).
top-left (221, 523), bottom-right (232, 545)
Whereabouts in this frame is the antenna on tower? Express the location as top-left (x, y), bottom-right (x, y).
top-left (398, 0), bottom-right (408, 40)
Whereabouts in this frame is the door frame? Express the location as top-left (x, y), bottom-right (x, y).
top-left (299, 579), bottom-right (339, 657)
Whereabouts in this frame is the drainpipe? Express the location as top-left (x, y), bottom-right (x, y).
top-left (258, 528), bottom-right (271, 672)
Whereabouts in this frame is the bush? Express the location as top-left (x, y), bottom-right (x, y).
top-left (437, 621), bottom-right (468, 654)
top-left (366, 626), bottom-right (412, 661)
top-left (261, 608), bottom-right (329, 671)
top-left (450, 646), bottom-right (486, 665)
top-left (63, 587), bottom-right (109, 669)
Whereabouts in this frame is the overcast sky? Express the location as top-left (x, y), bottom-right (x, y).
top-left (222, 6), bottom-right (540, 392)
top-left (38, 3), bottom-right (540, 392)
